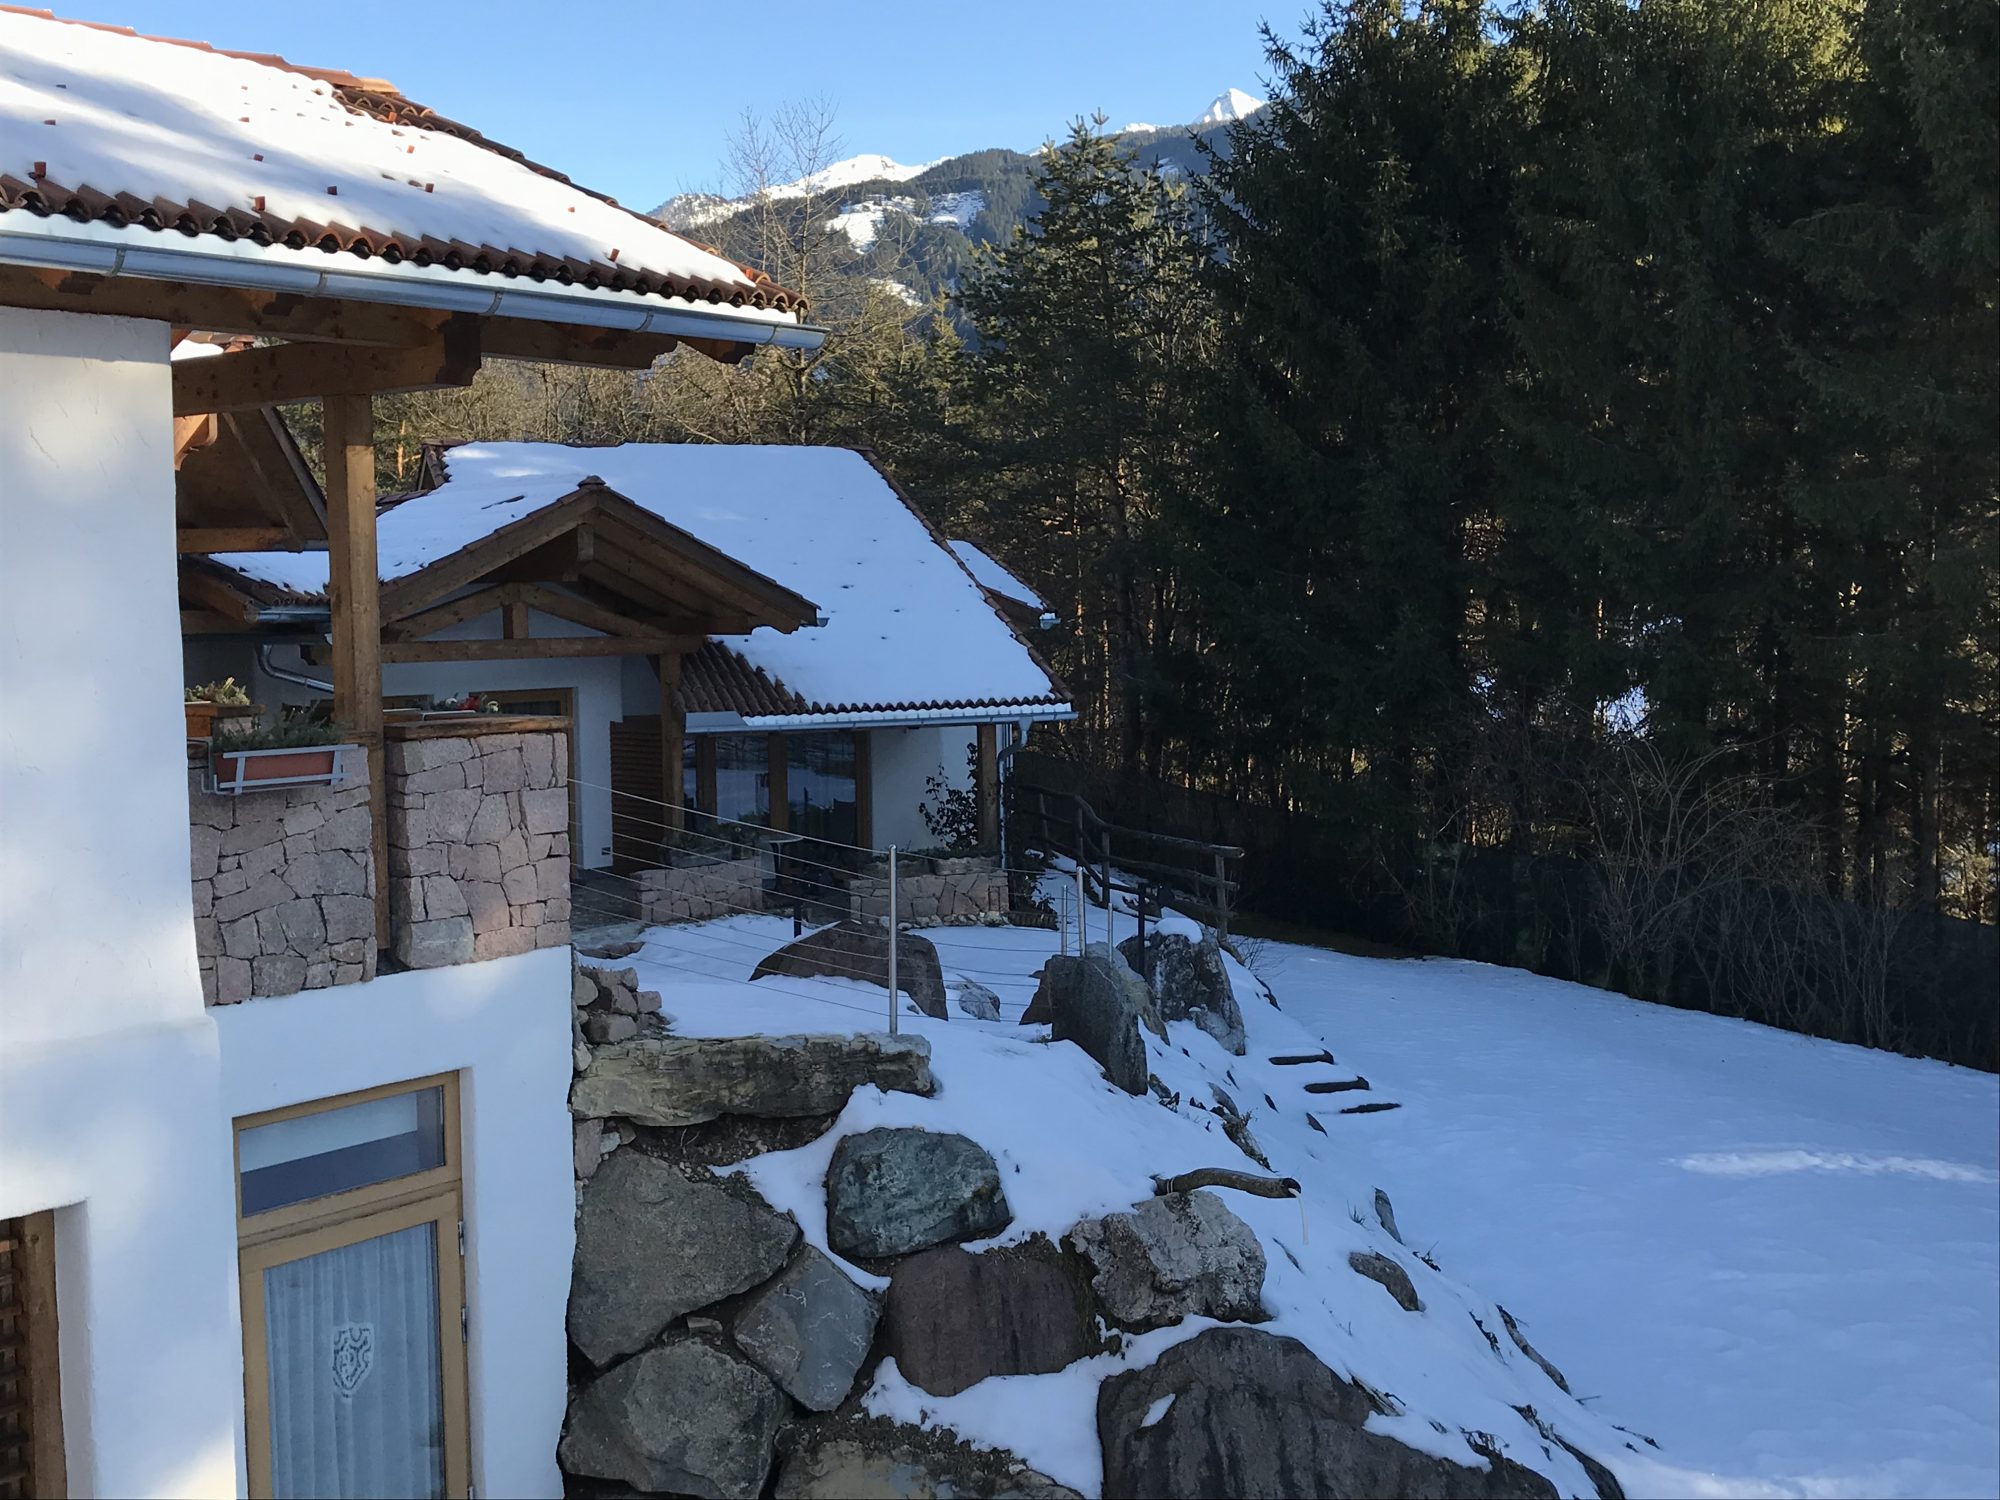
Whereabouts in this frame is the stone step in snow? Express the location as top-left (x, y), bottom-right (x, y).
top-left (1340, 1100), bottom-right (1402, 1115)
top-left (1304, 1076), bottom-right (1371, 1094)
top-left (1269, 1050), bottom-right (1336, 1066)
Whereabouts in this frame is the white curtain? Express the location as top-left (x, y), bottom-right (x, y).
top-left (264, 1221), bottom-right (446, 1499)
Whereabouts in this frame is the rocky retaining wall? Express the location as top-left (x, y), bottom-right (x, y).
top-left (636, 851), bottom-right (772, 924)
top-left (848, 857), bottom-right (1008, 927)
top-left (385, 725), bottom-right (571, 968)
top-left (190, 766), bottom-right (377, 1004)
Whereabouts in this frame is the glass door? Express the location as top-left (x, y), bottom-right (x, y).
top-left (235, 1077), bottom-right (469, 1500)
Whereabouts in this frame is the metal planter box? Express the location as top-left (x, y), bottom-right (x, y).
top-left (210, 743), bottom-right (359, 795)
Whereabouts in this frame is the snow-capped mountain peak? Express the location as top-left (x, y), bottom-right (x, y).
top-left (774, 153), bottom-right (932, 198)
top-left (1198, 87), bottom-right (1266, 126)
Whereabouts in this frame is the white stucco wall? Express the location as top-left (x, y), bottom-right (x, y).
top-left (869, 724), bottom-right (978, 850)
top-left (1, 306), bottom-right (204, 1046)
top-left (212, 947), bottom-right (577, 1500)
top-left (0, 306), bottom-right (242, 1496)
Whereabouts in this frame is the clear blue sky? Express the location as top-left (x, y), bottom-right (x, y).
top-left (97, 0), bottom-right (1301, 208)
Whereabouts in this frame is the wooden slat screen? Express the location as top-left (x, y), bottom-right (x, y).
top-left (609, 715), bottom-right (664, 875)
top-left (0, 1213), bottom-right (62, 1499)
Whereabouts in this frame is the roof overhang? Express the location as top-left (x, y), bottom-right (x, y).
top-left (0, 218), bottom-right (827, 351)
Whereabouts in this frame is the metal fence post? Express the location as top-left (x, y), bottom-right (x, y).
top-left (887, 844), bottom-right (900, 1036)
top-left (1214, 850), bottom-right (1230, 941)
top-left (1058, 881), bottom-right (1069, 957)
top-left (1135, 882), bottom-right (1148, 986)
top-left (1075, 858), bottom-right (1087, 955)
top-left (1102, 845), bottom-right (1113, 950)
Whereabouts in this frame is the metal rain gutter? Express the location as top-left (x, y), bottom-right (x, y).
top-left (716, 708), bottom-right (1072, 736)
top-left (0, 217), bottom-right (829, 350)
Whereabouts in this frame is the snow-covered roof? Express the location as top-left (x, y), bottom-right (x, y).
top-left (949, 539), bottom-right (1048, 613)
top-left (212, 443), bottom-right (1071, 722)
top-left (0, 8), bottom-right (803, 323)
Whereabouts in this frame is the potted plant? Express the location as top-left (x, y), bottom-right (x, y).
top-left (185, 677), bottom-right (259, 739)
top-left (211, 719), bottom-right (357, 793)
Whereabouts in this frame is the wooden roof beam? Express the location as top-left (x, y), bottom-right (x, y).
top-left (173, 320), bottom-right (481, 415)
top-left (382, 635), bottom-right (697, 663)
top-left (0, 264), bottom-right (446, 346)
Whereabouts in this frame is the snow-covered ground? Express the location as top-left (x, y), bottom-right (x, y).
top-left (612, 895), bottom-right (2000, 1498)
top-left (1265, 943), bottom-right (2000, 1500)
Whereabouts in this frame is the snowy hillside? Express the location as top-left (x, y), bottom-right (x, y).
top-left (613, 898), bottom-right (1709, 1498)
top-left (609, 899), bottom-right (1997, 1498)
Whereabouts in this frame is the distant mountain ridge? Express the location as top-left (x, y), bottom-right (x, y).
top-left (650, 90), bottom-right (1262, 308)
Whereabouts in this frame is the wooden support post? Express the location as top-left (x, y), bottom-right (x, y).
top-left (852, 731), bottom-right (874, 851)
top-left (695, 736), bottom-right (718, 820)
top-left (975, 722), bottom-right (1000, 851)
top-left (656, 652), bottom-right (685, 834)
top-left (766, 733), bottom-right (790, 833)
top-left (324, 394), bottom-right (388, 949)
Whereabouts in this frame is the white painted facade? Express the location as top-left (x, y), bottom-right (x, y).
top-left (211, 950), bottom-right (577, 1499)
top-left (2, 305), bottom-right (574, 1497)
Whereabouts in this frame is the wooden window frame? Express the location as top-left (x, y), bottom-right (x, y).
top-left (233, 1074), bottom-right (469, 1500)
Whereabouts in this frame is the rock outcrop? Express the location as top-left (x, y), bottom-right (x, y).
top-left (561, 1335), bottom-right (789, 1500)
top-left (572, 1032), bottom-right (934, 1128)
top-left (1097, 1328), bottom-right (1560, 1500)
top-left (955, 977), bottom-right (1004, 1020)
top-left (1349, 1249), bottom-right (1423, 1312)
top-left (825, 1127), bottom-right (1012, 1260)
top-left (732, 1245), bottom-right (881, 1412)
top-left (1117, 931), bottom-right (1247, 1055)
top-left (1069, 1191), bottom-right (1266, 1330)
top-left (881, 1239), bottom-right (1097, 1396)
top-left (753, 922), bottom-right (948, 1018)
top-left (776, 1420), bottom-right (1082, 1500)
top-left (1039, 946), bottom-right (1161, 1095)
top-left (569, 1151), bottom-right (798, 1366)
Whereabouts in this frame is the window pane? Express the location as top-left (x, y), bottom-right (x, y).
top-left (788, 732), bottom-right (857, 846)
top-left (711, 734), bottom-right (770, 826)
top-left (240, 1088), bottom-right (445, 1215)
top-left (265, 1221), bottom-right (445, 1500)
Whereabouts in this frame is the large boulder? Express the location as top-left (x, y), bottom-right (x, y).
top-left (732, 1245), bottom-right (881, 1412)
top-left (1040, 947), bottom-right (1160, 1095)
top-left (1098, 1328), bottom-right (1561, 1500)
top-left (826, 1127), bottom-right (1012, 1260)
top-left (569, 1151), bottom-right (798, 1366)
top-left (776, 1420), bottom-right (1082, 1499)
top-left (560, 1335), bottom-right (789, 1499)
top-left (1116, 931), bottom-right (1246, 1055)
top-left (1068, 1191), bottom-right (1265, 1331)
top-left (753, 922), bottom-right (948, 1018)
top-left (571, 1033), bottom-right (934, 1128)
top-left (880, 1239), bottom-right (1098, 1396)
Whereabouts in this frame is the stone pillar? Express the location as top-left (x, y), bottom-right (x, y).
top-left (189, 763), bottom-right (378, 1004)
top-left (385, 723), bottom-right (572, 968)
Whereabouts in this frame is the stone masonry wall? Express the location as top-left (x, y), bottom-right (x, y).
top-left (636, 852), bottom-right (772, 924)
top-left (190, 765), bottom-right (377, 1004)
top-left (849, 858), bottom-right (1009, 928)
top-left (386, 728), bottom-right (571, 968)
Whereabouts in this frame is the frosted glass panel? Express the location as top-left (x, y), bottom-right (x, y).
top-left (265, 1221), bottom-right (445, 1500)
